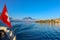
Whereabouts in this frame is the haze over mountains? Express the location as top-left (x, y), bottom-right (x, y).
top-left (10, 16), bottom-right (60, 22)
top-left (10, 16), bottom-right (36, 22)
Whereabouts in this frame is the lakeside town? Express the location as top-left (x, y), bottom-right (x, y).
top-left (36, 18), bottom-right (60, 23)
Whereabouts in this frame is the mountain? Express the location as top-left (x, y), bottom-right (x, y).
top-left (22, 16), bottom-right (35, 22)
top-left (23, 16), bottom-right (35, 20)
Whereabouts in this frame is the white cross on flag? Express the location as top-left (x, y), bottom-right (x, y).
top-left (1, 4), bottom-right (12, 28)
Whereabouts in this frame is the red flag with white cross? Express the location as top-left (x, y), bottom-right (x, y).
top-left (1, 4), bottom-right (12, 28)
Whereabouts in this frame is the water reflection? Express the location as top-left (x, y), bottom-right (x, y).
top-left (54, 23), bottom-right (60, 26)
top-left (37, 22), bottom-right (60, 27)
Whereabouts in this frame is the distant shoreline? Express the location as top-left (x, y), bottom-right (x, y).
top-left (35, 19), bottom-right (60, 23)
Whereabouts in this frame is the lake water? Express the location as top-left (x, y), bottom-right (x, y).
top-left (12, 22), bottom-right (60, 40)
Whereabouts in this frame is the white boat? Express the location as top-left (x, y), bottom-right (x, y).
top-left (0, 26), bottom-right (16, 40)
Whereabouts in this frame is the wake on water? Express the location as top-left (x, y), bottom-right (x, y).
top-left (12, 22), bottom-right (60, 40)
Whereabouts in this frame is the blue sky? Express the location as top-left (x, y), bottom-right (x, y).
top-left (0, 0), bottom-right (60, 19)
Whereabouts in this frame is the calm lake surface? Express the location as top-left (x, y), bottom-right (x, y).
top-left (12, 22), bottom-right (60, 40)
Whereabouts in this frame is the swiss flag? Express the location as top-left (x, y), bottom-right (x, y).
top-left (1, 4), bottom-right (12, 28)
